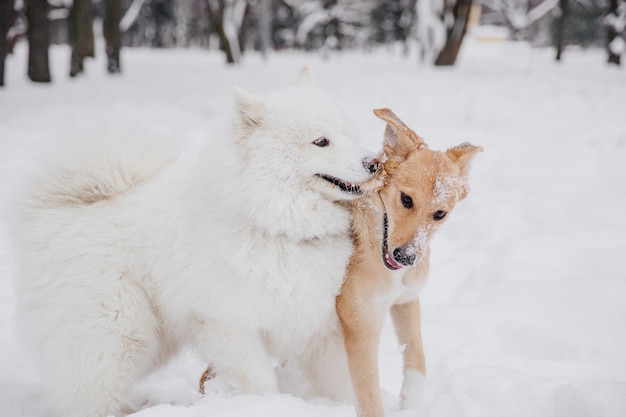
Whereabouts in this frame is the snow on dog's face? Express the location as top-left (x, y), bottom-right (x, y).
top-left (229, 67), bottom-right (378, 239)
top-left (373, 108), bottom-right (482, 270)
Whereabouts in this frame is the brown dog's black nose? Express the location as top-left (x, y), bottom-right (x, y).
top-left (363, 157), bottom-right (380, 174)
top-left (393, 247), bottom-right (415, 266)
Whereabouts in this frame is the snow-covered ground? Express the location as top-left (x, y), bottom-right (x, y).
top-left (1, 38), bottom-right (625, 417)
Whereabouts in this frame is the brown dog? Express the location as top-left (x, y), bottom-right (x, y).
top-left (337, 108), bottom-right (482, 417)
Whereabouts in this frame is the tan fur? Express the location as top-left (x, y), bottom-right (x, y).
top-left (337, 108), bottom-right (482, 417)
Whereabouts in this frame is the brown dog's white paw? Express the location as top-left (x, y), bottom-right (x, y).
top-left (400, 370), bottom-right (425, 410)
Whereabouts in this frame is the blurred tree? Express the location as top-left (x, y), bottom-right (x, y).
top-left (205, 0), bottom-right (250, 63)
top-left (606, 0), bottom-right (625, 64)
top-left (104, 0), bottom-right (123, 73)
top-left (372, 0), bottom-right (416, 45)
top-left (259, 0), bottom-right (272, 56)
top-left (0, 0), bottom-right (17, 87)
top-left (478, 0), bottom-right (608, 53)
top-left (434, 0), bottom-right (472, 65)
top-left (480, 0), bottom-right (558, 40)
top-left (271, 0), bottom-right (298, 48)
top-left (152, 0), bottom-right (175, 47)
top-left (98, 0), bottom-right (469, 65)
top-left (69, 0), bottom-right (95, 76)
top-left (414, 0), bottom-right (446, 63)
top-left (124, 0), bottom-right (176, 47)
top-left (120, 0), bottom-right (147, 34)
top-left (25, 0), bottom-right (51, 82)
top-left (548, 0), bottom-right (608, 60)
top-left (554, 0), bottom-right (567, 60)
top-left (173, 0), bottom-right (194, 47)
top-left (285, 0), bottom-right (377, 51)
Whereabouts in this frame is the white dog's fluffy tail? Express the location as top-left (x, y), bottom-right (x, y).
top-left (21, 137), bottom-right (178, 210)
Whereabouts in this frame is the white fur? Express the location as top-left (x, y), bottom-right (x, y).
top-left (400, 369), bottom-right (426, 410)
top-left (10, 75), bottom-right (375, 417)
top-left (374, 269), bottom-right (428, 309)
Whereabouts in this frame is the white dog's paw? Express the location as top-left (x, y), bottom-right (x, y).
top-left (400, 370), bottom-right (425, 410)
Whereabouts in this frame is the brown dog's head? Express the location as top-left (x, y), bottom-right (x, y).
top-left (373, 108), bottom-right (482, 271)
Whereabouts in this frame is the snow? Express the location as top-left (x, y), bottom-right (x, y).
top-left (433, 176), bottom-right (457, 204)
top-left (609, 37), bottom-right (625, 56)
top-left (2, 38), bottom-right (626, 417)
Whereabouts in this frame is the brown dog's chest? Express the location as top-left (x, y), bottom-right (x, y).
top-left (381, 262), bottom-right (429, 307)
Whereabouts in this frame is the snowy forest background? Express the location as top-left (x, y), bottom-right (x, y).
top-left (1, 0), bottom-right (625, 86)
top-left (2, 1), bottom-right (626, 417)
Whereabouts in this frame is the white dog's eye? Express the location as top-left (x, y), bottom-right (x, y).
top-left (313, 137), bottom-right (330, 147)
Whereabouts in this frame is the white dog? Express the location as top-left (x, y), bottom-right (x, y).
top-left (10, 68), bottom-right (378, 417)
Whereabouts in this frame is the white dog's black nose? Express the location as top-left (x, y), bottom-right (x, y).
top-left (363, 157), bottom-right (380, 174)
top-left (392, 247), bottom-right (415, 266)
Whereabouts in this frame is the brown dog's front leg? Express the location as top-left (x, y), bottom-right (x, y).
top-left (390, 298), bottom-right (426, 410)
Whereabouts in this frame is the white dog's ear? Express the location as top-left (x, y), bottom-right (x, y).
top-left (234, 86), bottom-right (265, 130)
top-left (294, 65), bottom-right (315, 85)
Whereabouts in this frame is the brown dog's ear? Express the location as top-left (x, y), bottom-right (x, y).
top-left (446, 142), bottom-right (483, 200)
top-left (373, 108), bottom-right (425, 162)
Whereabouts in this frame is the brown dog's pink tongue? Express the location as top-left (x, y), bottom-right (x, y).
top-left (383, 246), bottom-right (402, 270)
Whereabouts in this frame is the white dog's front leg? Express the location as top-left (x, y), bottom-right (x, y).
top-left (194, 322), bottom-right (279, 395)
top-left (300, 327), bottom-right (354, 402)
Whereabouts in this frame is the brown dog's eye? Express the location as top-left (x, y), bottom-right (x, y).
top-left (433, 210), bottom-right (447, 220)
top-left (313, 137), bottom-right (329, 147)
top-left (400, 193), bottom-right (413, 209)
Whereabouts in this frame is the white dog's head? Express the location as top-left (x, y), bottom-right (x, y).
top-left (230, 67), bottom-right (378, 239)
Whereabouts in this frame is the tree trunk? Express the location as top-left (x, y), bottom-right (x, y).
top-left (555, 0), bottom-right (567, 61)
top-left (25, 0), bottom-right (51, 82)
top-left (205, 0), bottom-right (249, 64)
top-left (259, 0), bottom-right (272, 58)
top-left (0, 0), bottom-right (16, 87)
top-left (238, 1), bottom-right (251, 54)
top-left (104, 0), bottom-right (123, 73)
top-left (434, 0), bottom-right (473, 66)
top-left (206, 0), bottom-right (236, 64)
top-left (69, 0), bottom-right (95, 77)
top-left (607, 0), bottom-right (621, 65)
